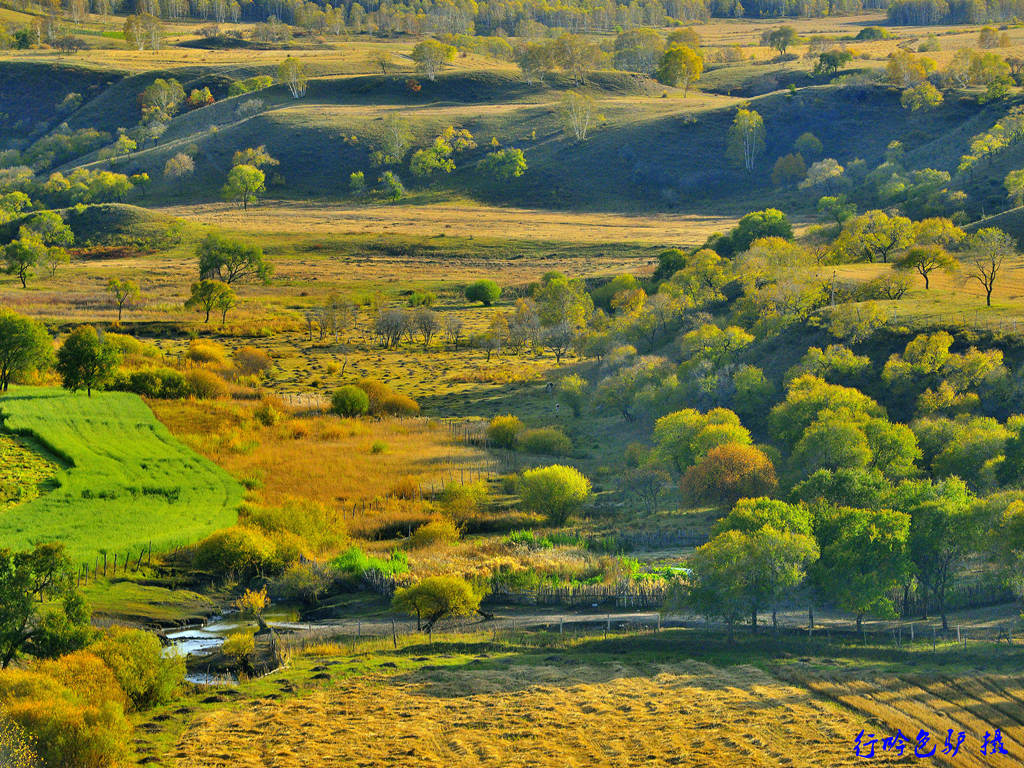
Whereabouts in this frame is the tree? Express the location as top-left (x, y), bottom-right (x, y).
top-left (413, 307), bottom-right (440, 349)
top-left (411, 39), bottom-right (456, 81)
top-left (771, 153), bottom-right (807, 187)
top-left (726, 109), bottom-right (766, 173)
top-left (681, 443), bottom-right (778, 507)
top-left (106, 278), bottom-right (140, 322)
top-left (123, 13), bottom-right (163, 50)
top-left (839, 210), bottom-right (915, 264)
top-left (0, 310), bottom-right (51, 392)
top-left (814, 48), bottom-right (852, 76)
top-left (901, 81), bottom-right (943, 111)
top-left (1007, 168), bottom-right (1024, 207)
top-left (278, 56), bottom-right (307, 98)
top-left (553, 33), bottom-right (602, 83)
top-left (895, 245), bottom-right (958, 289)
top-left (391, 575), bottom-right (483, 632)
top-left (164, 152), bottom-right (194, 178)
top-left (964, 227), bottom-right (1015, 306)
top-left (231, 145), bottom-right (279, 169)
top-left (655, 45), bottom-right (703, 95)
top-left (762, 25), bottom-right (797, 54)
top-left (222, 164), bottom-right (265, 210)
top-left (23, 211), bottom-right (73, 249)
top-left (197, 232), bottom-right (270, 283)
top-left (799, 158), bottom-right (844, 195)
top-left (560, 91), bottom-right (598, 142)
top-left (534, 273), bottom-right (592, 328)
top-left (898, 479), bottom-right (978, 629)
top-left (0, 543), bottom-right (91, 668)
top-left (519, 464), bottom-right (591, 525)
top-left (794, 132), bottom-right (823, 159)
top-left (2, 233), bottom-right (46, 288)
top-left (817, 194), bottom-right (856, 224)
top-left (478, 148), bottom-right (527, 180)
top-left (557, 373), bottom-right (587, 417)
top-left (676, 531), bottom-right (751, 640)
top-left (139, 78), bottom-right (183, 122)
top-left (185, 279), bottom-right (234, 323)
top-left (812, 506), bottom-right (911, 631)
top-left (214, 286), bottom-right (237, 327)
top-left (55, 325), bottom-right (117, 396)
top-left (465, 279), bottom-right (501, 306)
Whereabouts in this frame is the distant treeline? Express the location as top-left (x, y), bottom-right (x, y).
top-left (888, 0), bottom-right (1024, 24)
top-left (104, 0), bottom-right (877, 33)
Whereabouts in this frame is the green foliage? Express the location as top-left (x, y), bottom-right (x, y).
top-left (655, 44), bottom-right (703, 94)
top-left (465, 279), bottom-right (501, 306)
top-left (407, 517), bottom-right (461, 548)
top-left (725, 108), bottom-right (766, 174)
top-left (330, 546), bottom-right (408, 579)
top-left (519, 427), bottom-right (572, 456)
top-left (56, 326), bottom-right (118, 396)
top-left (222, 165), bottom-right (265, 210)
top-left (653, 407), bottom-right (749, 474)
top-left (331, 385), bottom-right (370, 417)
top-left (0, 389), bottom-right (240, 561)
top-left (478, 148), bottom-right (528, 180)
top-left (557, 374), bottom-right (588, 417)
top-left (487, 414), bottom-right (524, 448)
top-left (89, 627), bottom-right (183, 711)
top-left (0, 310), bottom-right (51, 392)
top-left (197, 232), bottom-right (270, 284)
top-left (391, 575), bottom-right (482, 631)
top-left (519, 464), bottom-right (591, 525)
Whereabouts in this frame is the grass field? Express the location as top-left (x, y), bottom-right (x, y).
top-left (0, 387), bottom-right (241, 563)
top-left (0, 432), bottom-right (58, 508)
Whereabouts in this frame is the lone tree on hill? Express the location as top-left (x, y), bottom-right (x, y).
top-left (56, 325), bottom-right (117, 396)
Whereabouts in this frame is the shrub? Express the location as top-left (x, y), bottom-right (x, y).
top-left (89, 627), bottom-right (184, 711)
top-left (391, 475), bottom-right (420, 499)
top-left (487, 414), bottom-right (523, 449)
top-left (519, 465), bottom-right (592, 525)
top-left (465, 279), bottom-right (501, 306)
top-left (406, 517), bottom-right (460, 548)
top-left (192, 526), bottom-right (277, 579)
top-left (271, 562), bottom-right (331, 604)
top-left (221, 631), bottom-right (255, 668)
top-left (370, 440), bottom-right (388, 454)
top-left (355, 378), bottom-right (418, 416)
top-left (234, 346), bottom-right (272, 375)
top-left (519, 427), bottom-right (572, 456)
top-left (186, 339), bottom-right (228, 365)
top-left (331, 385), bottom-right (369, 417)
top-left (439, 480), bottom-right (489, 519)
top-left (330, 546), bottom-right (409, 579)
top-left (681, 443), bottom-right (778, 506)
top-left (253, 398), bottom-right (283, 426)
top-left (408, 291), bottom-right (436, 307)
top-left (39, 651), bottom-right (127, 712)
top-left (380, 393), bottom-right (419, 416)
top-left (185, 368), bottom-right (228, 399)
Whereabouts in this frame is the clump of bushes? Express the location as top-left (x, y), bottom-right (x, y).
top-left (110, 368), bottom-right (190, 399)
top-left (407, 291), bottom-right (436, 307)
top-left (406, 517), bottom-right (460, 548)
top-left (355, 378), bottom-right (419, 416)
top-left (331, 385), bottom-right (369, 417)
top-left (234, 346), bottom-right (272, 376)
top-left (191, 526), bottom-right (280, 579)
top-left (519, 427), bottom-right (572, 456)
top-left (184, 368), bottom-right (229, 399)
top-left (465, 279), bottom-right (501, 306)
top-left (88, 627), bottom-right (184, 711)
top-left (186, 339), bottom-right (229, 365)
top-left (487, 414), bottom-right (523, 448)
top-left (439, 479), bottom-right (489, 519)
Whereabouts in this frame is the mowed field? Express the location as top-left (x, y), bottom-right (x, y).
top-left (171, 659), bottom-right (905, 768)
top-left (0, 388), bottom-right (241, 561)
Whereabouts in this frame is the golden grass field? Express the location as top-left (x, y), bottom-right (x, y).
top-left (172, 659), bottom-right (906, 768)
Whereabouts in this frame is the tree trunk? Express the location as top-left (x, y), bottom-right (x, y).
top-left (750, 607), bottom-right (757, 633)
top-left (987, 287), bottom-right (993, 306)
top-left (856, 614), bottom-right (862, 633)
top-left (924, 273), bottom-right (930, 289)
top-left (808, 605), bottom-right (814, 630)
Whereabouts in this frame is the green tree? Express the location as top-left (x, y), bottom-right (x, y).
top-left (901, 81), bottom-right (943, 111)
top-left (519, 464), bottom-right (591, 525)
top-left (222, 164), bottom-right (265, 210)
top-left (560, 91), bottom-right (598, 141)
top-left (794, 132), bottom-right (823, 158)
top-left (812, 506), bottom-right (911, 630)
top-left (726, 108), bottom-right (766, 173)
top-left (391, 575), bottom-right (483, 632)
top-left (964, 227), bottom-right (1015, 306)
top-left (465, 279), bottom-right (501, 306)
top-left (676, 531), bottom-right (752, 640)
top-left (655, 45), bottom-right (703, 95)
top-left (331, 385), bottom-right (369, 416)
top-left (0, 310), bottom-right (51, 392)
top-left (139, 77), bottom-right (184, 122)
top-left (762, 25), bottom-right (797, 54)
top-left (197, 232), bottom-right (270, 283)
top-left (278, 56), bottom-right (308, 98)
top-left (837, 210), bottom-right (915, 264)
top-left (478, 148), bottom-right (528, 180)
top-left (557, 373), bottom-right (588, 417)
top-left (533, 273), bottom-right (592, 327)
top-left (895, 245), bottom-right (958, 289)
top-left (817, 194), bottom-right (856, 224)
top-left (771, 153), bottom-right (807, 187)
top-left (897, 479), bottom-right (978, 629)
top-left (55, 325), bottom-right (117, 396)
top-left (185, 279), bottom-right (234, 324)
top-left (714, 496), bottom-right (813, 536)
top-left (2, 233), bottom-right (46, 288)
top-left (106, 277), bottom-right (140, 322)
top-left (1006, 168), bottom-right (1024, 207)
top-left (411, 39), bottom-right (456, 81)
top-left (0, 543), bottom-right (92, 667)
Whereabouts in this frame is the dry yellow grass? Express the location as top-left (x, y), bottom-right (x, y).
top-left (158, 200), bottom-right (740, 246)
top-left (148, 398), bottom-right (494, 538)
top-left (783, 665), bottom-right (1024, 768)
top-left (173, 660), bottom-right (901, 768)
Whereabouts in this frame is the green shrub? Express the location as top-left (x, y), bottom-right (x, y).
top-left (487, 414), bottom-right (523, 449)
top-left (356, 379), bottom-right (419, 416)
top-left (330, 546), bottom-right (409, 579)
top-left (439, 480), bottom-right (489, 519)
top-left (89, 627), bottom-right (184, 711)
top-left (465, 279), bottom-right (501, 306)
top-left (253, 398), bottom-right (283, 426)
top-left (271, 562), bottom-right (331, 604)
top-left (331, 385), bottom-right (369, 417)
top-left (370, 441), bottom-right (388, 454)
top-left (519, 464), bottom-right (592, 525)
top-left (192, 526), bottom-right (277, 578)
top-left (408, 291), bottom-right (436, 307)
top-left (185, 368), bottom-right (228, 399)
top-left (519, 427), bottom-right (572, 456)
top-left (406, 517), bottom-right (460, 548)
top-left (380, 393), bottom-right (419, 416)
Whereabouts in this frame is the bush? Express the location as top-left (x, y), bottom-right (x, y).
top-left (253, 398), bottom-right (283, 426)
top-left (89, 628), bottom-right (184, 711)
top-left (370, 440), bottom-right (388, 453)
top-left (519, 465), bottom-right (592, 525)
top-left (186, 339), bottom-right (228, 365)
top-left (234, 346), bottom-right (272, 376)
top-left (192, 526), bottom-right (277, 579)
top-left (380, 393), bottom-right (419, 416)
top-left (465, 279), bottom-right (501, 306)
top-left (271, 562), bottom-right (331, 604)
top-left (406, 517), bottom-right (460, 548)
top-left (221, 631), bottom-right (255, 668)
top-left (391, 475), bottom-right (420, 499)
top-left (487, 414), bottom-right (523, 449)
top-left (355, 378), bottom-right (419, 416)
top-left (408, 291), bottom-right (436, 307)
top-left (331, 385), bottom-right (370, 417)
top-left (112, 368), bottom-right (191, 399)
top-left (439, 480), bottom-right (489, 519)
top-left (519, 427), bottom-right (572, 456)
top-left (681, 443), bottom-right (778, 506)
top-left (185, 368), bottom-right (229, 399)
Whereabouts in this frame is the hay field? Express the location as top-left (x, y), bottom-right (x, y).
top-left (784, 665), bottom-right (1024, 768)
top-left (172, 660), bottom-right (901, 768)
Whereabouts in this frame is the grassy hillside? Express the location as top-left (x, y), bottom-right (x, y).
top-left (0, 387), bottom-right (240, 562)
